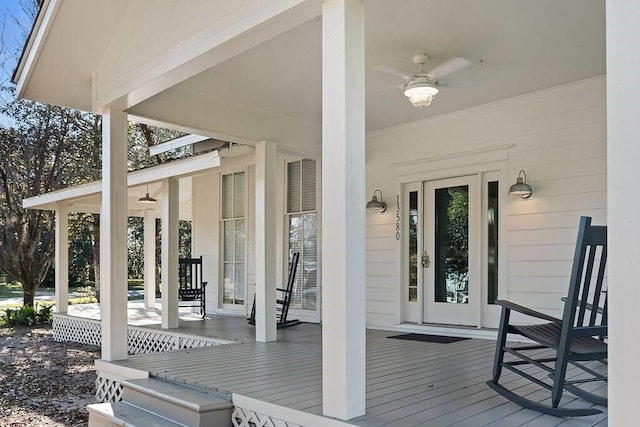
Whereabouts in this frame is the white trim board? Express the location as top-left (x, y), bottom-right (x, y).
top-left (149, 134), bottom-right (209, 156)
top-left (23, 150), bottom-right (221, 210)
top-left (232, 394), bottom-right (354, 427)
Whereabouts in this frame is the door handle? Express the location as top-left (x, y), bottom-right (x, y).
top-left (422, 253), bottom-right (430, 268)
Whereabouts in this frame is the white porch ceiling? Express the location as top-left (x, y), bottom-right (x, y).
top-left (128, 0), bottom-right (604, 145)
top-left (18, 0), bottom-right (605, 149)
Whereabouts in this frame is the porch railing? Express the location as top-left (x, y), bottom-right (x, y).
top-left (52, 313), bottom-right (235, 355)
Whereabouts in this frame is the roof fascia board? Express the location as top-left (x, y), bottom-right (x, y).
top-left (23, 150), bottom-right (221, 209)
top-left (127, 150), bottom-right (220, 185)
top-left (149, 134), bottom-right (209, 156)
top-left (13, 0), bottom-right (61, 98)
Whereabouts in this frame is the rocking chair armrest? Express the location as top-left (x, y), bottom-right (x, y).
top-left (496, 300), bottom-right (561, 323)
top-left (573, 325), bottom-right (608, 338)
top-left (560, 297), bottom-right (604, 314)
top-left (276, 288), bottom-right (291, 294)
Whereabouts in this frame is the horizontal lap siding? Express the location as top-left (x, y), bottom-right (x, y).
top-left (506, 78), bottom-right (606, 314)
top-left (193, 173), bottom-right (220, 311)
top-left (366, 217), bottom-right (400, 326)
top-left (366, 77), bottom-right (607, 327)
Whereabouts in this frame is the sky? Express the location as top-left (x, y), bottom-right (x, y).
top-left (1, 0), bottom-right (32, 77)
top-left (0, 0), bottom-right (33, 126)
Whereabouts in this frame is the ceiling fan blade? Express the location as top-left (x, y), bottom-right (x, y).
top-left (372, 65), bottom-right (411, 81)
top-left (426, 57), bottom-right (471, 80)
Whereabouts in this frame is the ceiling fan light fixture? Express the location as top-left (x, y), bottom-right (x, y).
top-left (404, 81), bottom-right (439, 108)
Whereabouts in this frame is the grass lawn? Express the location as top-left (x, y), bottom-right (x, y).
top-left (0, 283), bottom-right (57, 298)
top-left (0, 282), bottom-right (23, 298)
top-left (128, 279), bottom-right (145, 291)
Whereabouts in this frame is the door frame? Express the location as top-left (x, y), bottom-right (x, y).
top-left (423, 175), bottom-right (481, 326)
top-left (399, 165), bottom-right (508, 328)
top-left (402, 182), bottom-right (422, 323)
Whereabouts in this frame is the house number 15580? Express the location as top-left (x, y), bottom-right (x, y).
top-left (395, 195), bottom-right (400, 240)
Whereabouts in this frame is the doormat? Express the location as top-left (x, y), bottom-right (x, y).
top-left (387, 333), bottom-right (470, 344)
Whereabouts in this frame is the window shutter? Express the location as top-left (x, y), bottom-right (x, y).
top-left (222, 174), bottom-right (233, 219)
top-left (301, 159), bottom-right (316, 211)
top-left (233, 172), bottom-right (245, 218)
top-left (287, 161), bottom-right (301, 213)
top-left (288, 159), bottom-right (316, 213)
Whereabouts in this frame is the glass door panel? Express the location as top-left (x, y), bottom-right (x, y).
top-left (434, 185), bottom-right (469, 304)
top-left (424, 176), bottom-right (479, 326)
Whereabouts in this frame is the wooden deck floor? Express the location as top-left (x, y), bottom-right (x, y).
top-left (112, 316), bottom-right (607, 426)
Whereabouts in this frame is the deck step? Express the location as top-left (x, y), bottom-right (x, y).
top-left (87, 401), bottom-right (184, 427)
top-left (122, 378), bottom-right (233, 427)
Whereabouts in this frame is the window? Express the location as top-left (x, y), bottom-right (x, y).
top-left (408, 191), bottom-right (418, 302)
top-left (487, 181), bottom-right (499, 304)
top-left (221, 172), bottom-right (245, 305)
top-left (287, 159), bottom-right (318, 311)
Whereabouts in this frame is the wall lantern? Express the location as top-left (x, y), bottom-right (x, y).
top-left (509, 170), bottom-right (533, 199)
top-left (138, 185), bottom-right (157, 204)
top-left (366, 190), bottom-right (387, 213)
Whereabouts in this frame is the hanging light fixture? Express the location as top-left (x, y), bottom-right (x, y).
top-left (366, 190), bottom-right (387, 213)
top-left (404, 80), bottom-right (439, 108)
top-left (509, 170), bottom-right (533, 199)
top-left (403, 54), bottom-right (439, 108)
top-left (138, 185), bottom-right (157, 204)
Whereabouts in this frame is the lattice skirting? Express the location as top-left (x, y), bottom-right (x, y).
top-left (95, 376), bottom-right (123, 403)
top-left (52, 314), bottom-right (102, 346)
top-left (52, 314), bottom-right (230, 355)
top-left (232, 407), bottom-right (301, 427)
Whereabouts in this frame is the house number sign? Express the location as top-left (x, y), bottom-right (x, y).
top-left (395, 195), bottom-right (400, 240)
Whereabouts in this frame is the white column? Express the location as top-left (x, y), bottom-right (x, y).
top-left (55, 201), bottom-right (69, 314)
top-left (143, 210), bottom-right (156, 309)
top-left (606, 1), bottom-right (640, 424)
top-left (255, 141), bottom-right (278, 342)
top-left (100, 107), bottom-right (128, 361)
top-left (161, 178), bottom-right (179, 329)
top-left (321, 0), bottom-right (366, 419)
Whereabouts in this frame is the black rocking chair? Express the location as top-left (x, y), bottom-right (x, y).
top-left (248, 252), bottom-right (301, 328)
top-left (178, 256), bottom-right (207, 318)
top-left (486, 216), bottom-right (607, 417)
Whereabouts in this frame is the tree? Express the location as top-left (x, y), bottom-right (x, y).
top-left (0, 1), bottom-right (190, 304)
top-left (0, 96), bottom-right (100, 305)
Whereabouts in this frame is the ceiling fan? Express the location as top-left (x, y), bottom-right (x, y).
top-left (377, 54), bottom-right (471, 108)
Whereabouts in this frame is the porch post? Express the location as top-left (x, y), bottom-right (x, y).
top-left (321, 0), bottom-right (366, 420)
top-left (100, 107), bottom-right (129, 361)
top-left (161, 178), bottom-right (179, 329)
top-left (606, 1), bottom-right (640, 423)
top-left (143, 210), bottom-right (156, 309)
top-left (54, 201), bottom-right (69, 314)
top-left (254, 141), bottom-right (278, 342)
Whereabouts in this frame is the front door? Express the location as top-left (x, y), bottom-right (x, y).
top-left (423, 176), bottom-right (479, 326)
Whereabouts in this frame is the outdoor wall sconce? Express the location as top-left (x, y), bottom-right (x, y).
top-left (509, 170), bottom-right (533, 199)
top-left (138, 185), bottom-right (157, 204)
top-left (366, 189), bottom-right (387, 213)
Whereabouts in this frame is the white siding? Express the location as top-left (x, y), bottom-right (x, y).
top-left (365, 77), bottom-right (607, 327)
top-left (192, 153), bottom-right (256, 315)
top-left (192, 173), bottom-right (220, 312)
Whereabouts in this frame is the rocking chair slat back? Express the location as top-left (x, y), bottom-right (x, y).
top-left (486, 216), bottom-right (608, 417)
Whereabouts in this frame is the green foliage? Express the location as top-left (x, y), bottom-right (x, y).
top-left (446, 188), bottom-right (469, 282)
top-left (2, 303), bottom-right (52, 327)
top-left (68, 213), bottom-right (98, 286)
